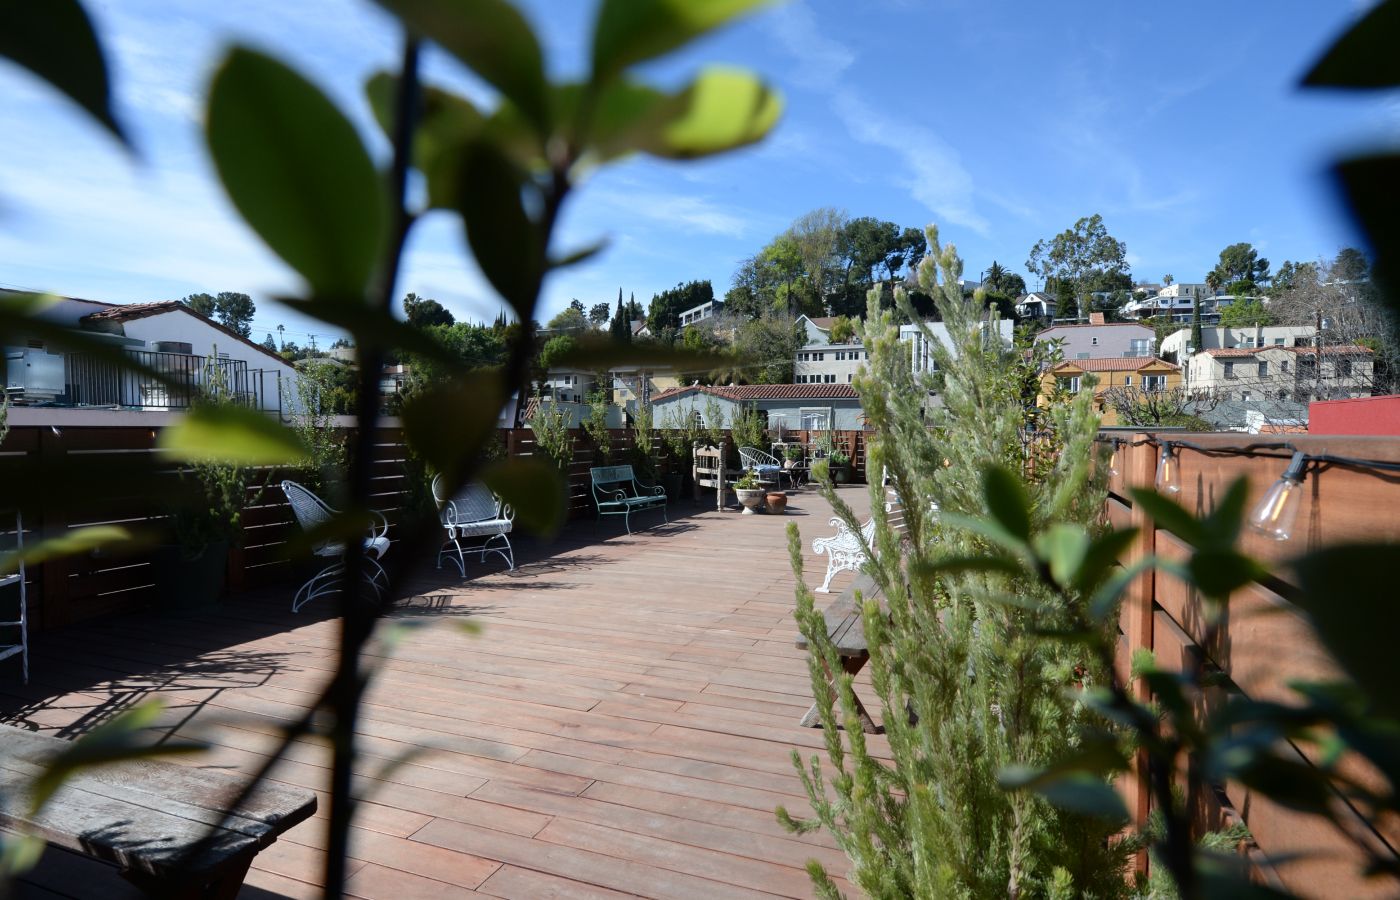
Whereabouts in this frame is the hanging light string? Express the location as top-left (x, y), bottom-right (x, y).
top-left (1094, 434), bottom-right (1400, 541)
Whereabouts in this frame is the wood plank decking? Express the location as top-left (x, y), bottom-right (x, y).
top-left (1, 487), bottom-right (886, 899)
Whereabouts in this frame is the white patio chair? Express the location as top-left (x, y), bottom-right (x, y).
top-left (431, 474), bottom-right (515, 575)
top-left (280, 481), bottom-right (390, 613)
top-left (739, 446), bottom-right (788, 490)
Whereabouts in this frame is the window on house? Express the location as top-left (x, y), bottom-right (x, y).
top-left (1244, 337), bottom-right (1255, 347)
top-left (800, 409), bottom-right (829, 431)
top-left (1273, 338), bottom-right (1285, 346)
top-left (1077, 352), bottom-right (1090, 360)
top-left (1241, 390), bottom-right (1252, 401)
top-left (1124, 375), bottom-right (1132, 385)
top-left (1257, 361), bottom-right (1268, 377)
top-left (1143, 375), bottom-right (1166, 392)
top-left (847, 374), bottom-right (852, 382)
top-left (1223, 362), bottom-right (1236, 379)
top-left (1091, 337), bottom-right (1099, 346)
top-left (1337, 358), bottom-right (1353, 377)
top-left (1130, 338), bottom-right (1150, 356)
top-left (1058, 376), bottom-right (1081, 393)
top-left (817, 352), bottom-right (825, 361)
top-left (826, 374), bottom-right (836, 383)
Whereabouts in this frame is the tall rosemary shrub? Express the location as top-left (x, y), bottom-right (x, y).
top-left (783, 225), bottom-right (1129, 898)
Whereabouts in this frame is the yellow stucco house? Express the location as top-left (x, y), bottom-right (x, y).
top-left (1040, 356), bottom-right (1182, 425)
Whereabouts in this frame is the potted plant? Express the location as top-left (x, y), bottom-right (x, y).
top-left (732, 471), bottom-right (766, 515)
top-left (155, 449), bottom-right (254, 613)
top-left (828, 449), bottom-right (852, 484)
top-left (764, 490), bottom-right (788, 514)
top-left (783, 444), bottom-right (805, 470)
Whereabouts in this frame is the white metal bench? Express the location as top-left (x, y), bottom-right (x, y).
top-left (811, 516), bottom-right (877, 593)
top-left (590, 465), bottom-right (667, 534)
top-left (810, 491), bottom-right (933, 592)
top-left (280, 481), bottom-right (390, 612)
top-left (431, 474), bottom-right (515, 574)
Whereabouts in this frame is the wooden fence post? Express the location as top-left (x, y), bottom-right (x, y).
top-left (1121, 433), bottom-right (1156, 870)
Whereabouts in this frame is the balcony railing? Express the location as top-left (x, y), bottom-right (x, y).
top-left (62, 349), bottom-right (273, 410)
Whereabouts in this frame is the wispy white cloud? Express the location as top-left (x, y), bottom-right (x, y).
top-left (766, 1), bottom-right (988, 234)
top-left (587, 184), bottom-right (754, 238)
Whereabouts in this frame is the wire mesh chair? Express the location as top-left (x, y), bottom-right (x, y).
top-left (280, 481), bottom-right (390, 613)
top-left (738, 446), bottom-right (789, 490)
top-left (431, 474), bottom-right (515, 575)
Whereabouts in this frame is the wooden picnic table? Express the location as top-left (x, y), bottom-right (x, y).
top-left (0, 725), bottom-right (316, 898)
top-left (795, 572), bottom-right (887, 734)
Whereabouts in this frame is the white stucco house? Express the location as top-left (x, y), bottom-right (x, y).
top-left (650, 383), bottom-right (865, 433)
top-left (3, 291), bottom-right (297, 413)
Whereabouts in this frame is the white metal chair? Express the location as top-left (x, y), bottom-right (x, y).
top-left (0, 510), bottom-right (28, 684)
top-left (431, 474), bottom-right (515, 575)
top-left (739, 446), bottom-right (788, 490)
top-left (280, 481), bottom-right (390, 613)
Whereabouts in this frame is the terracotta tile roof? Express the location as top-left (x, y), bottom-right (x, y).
top-left (1051, 356), bottom-right (1178, 373)
top-left (651, 383), bottom-right (859, 403)
top-left (81, 300), bottom-right (185, 322)
top-left (805, 316), bottom-right (836, 329)
top-left (80, 300), bottom-right (291, 367)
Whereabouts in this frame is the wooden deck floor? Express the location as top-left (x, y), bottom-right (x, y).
top-left (2, 486), bottom-right (888, 899)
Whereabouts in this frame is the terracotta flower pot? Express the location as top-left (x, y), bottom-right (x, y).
top-left (765, 492), bottom-right (788, 514)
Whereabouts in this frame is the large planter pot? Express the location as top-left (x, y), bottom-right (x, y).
top-left (734, 487), bottom-right (766, 515)
top-left (831, 464), bottom-right (851, 484)
top-left (152, 540), bottom-right (228, 613)
top-left (765, 492), bottom-right (788, 515)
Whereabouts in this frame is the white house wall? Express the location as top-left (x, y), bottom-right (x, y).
top-left (120, 311), bottom-right (296, 412)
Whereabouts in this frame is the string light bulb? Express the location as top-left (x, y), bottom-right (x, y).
top-left (1249, 451), bottom-right (1307, 542)
top-left (1155, 441), bottom-right (1180, 493)
top-left (1108, 439), bottom-right (1122, 477)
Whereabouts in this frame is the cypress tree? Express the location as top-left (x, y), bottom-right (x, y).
top-left (1190, 295), bottom-right (1203, 352)
top-left (609, 288), bottom-right (631, 343)
top-left (783, 224), bottom-right (1131, 897)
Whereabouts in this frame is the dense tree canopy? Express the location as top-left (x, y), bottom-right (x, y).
top-left (403, 292), bottom-right (455, 329)
top-left (183, 290), bottom-right (257, 337)
top-left (1026, 214), bottom-right (1130, 318)
top-left (1211, 242), bottom-right (1270, 292)
top-left (647, 279), bottom-right (714, 332)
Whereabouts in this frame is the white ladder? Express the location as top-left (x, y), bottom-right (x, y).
top-left (0, 510), bottom-right (28, 684)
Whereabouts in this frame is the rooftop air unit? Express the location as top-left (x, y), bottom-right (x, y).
top-left (4, 348), bottom-right (66, 403)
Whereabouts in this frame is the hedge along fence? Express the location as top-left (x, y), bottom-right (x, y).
top-left (1106, 432), bottom-right (1400, 896)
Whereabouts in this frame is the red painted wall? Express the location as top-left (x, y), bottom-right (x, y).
top-left (1309, 395), bottom-right (1400, 435)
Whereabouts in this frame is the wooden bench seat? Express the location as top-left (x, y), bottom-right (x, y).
top-left (0, 725), bottom-right (316, 898)
top-left (795, 573), bottom-right (886, 733)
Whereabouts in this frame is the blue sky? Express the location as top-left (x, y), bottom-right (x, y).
top-left (1, 1), bottom-right (1390, 347)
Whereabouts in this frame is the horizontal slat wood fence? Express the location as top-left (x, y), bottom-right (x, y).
top-left (1108, 432), bottom-right (1400, 897)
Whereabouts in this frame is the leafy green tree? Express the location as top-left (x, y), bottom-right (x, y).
top-left (184, 292), bottom-right (217, 318)
top-left (1026, 214), bottom-right (1130, 319)
top-left (1331, 246), bottom-right (1370, 282)
top-left (1211, 242), bottom-right (1270, 291)
top-left (827, 315), bottom-right (857, 343)
top-left (1219, 297), bottom-right (1276, 327)
top-left (588, 301), bottom-right (610, 326)
top-left (546, 304), bottom-right (588, 332)
top-left (402, 292), bottom-right (455, 328)
top-left (537, 333), bottom-right (577, 372)
top-left (731, 315), bottom-right (802, 383)
top-left (647, 279), bottom-right (713, 333)
top-left (261, 332), bottom-right (278, 351)
top-left (213, 291), bottom-right (256, 336)
top-left (983, 260), bottom-right (1027, 298)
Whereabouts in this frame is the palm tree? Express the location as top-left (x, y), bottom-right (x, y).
top-left (1205, 270), bottom-right (1222, 296)
top-left (277, 323), bottom-right (285, 350)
